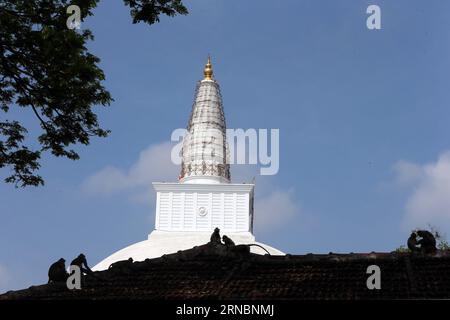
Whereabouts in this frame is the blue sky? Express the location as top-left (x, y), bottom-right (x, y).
top-left (2, 0), bottom-right (450, 292)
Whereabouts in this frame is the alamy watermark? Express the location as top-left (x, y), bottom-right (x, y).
top-left (366, 265), bottom-right (381, 290)
top-left (66, 5), bottom-right (81, 30)
top-left (367, 4), bottom-right (381, 30)
top-left (66, 265), bottom-right (81, 290)
top-left (171, 128), bottom-right (280, 176)
top-left (65, 3), bottom-right (381, 31)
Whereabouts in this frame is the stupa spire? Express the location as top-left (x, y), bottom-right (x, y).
top-left (180, 57), bottom-right (230, 183)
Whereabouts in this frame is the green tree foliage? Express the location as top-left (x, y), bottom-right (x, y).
top-left (0, 0), bottom-right (188, 187)
top-left (428, 225), bottom-right (450, 251)
top-left (394, 245), bottom-right (410, 253)
top-left (124, 0), bottom-right (188, 24)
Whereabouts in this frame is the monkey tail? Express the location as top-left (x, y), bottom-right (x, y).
top-left (245, 244), bottom-right (271, 255)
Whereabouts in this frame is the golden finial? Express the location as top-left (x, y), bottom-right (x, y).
top-left (204, 55), bottom-right (213, 80)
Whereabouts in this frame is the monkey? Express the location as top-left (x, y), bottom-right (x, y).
top-left (70, 253), bottom-right (93, 275)
top-left (407, 232), bottom-right (420, 252)
top-left (108, 258), bottom-right (133, 270)
top-left (417, 230), bottom-right (437, 254)
top-left (210, 227), bottom-right (222, 245)
top-left (222, 235), bottom-right (235, 247)
top-left (48, 258), bottom-right (69, 283)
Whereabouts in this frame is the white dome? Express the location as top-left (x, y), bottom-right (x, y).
top-left (93, 230), bottom-right (284, 271)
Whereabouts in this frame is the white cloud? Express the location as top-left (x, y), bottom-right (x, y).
top-left (394, 151), bottom-right (450, 233)
top-left (82, 166), bottom-right (129, 194)
top-left (230, 165), bottom-right (301, 232)
top-left (83, 142), bottom-right (301, 232)
top-left (393, 160), bottom-right (423, 186)
top-left (82, 142), bottom-right (178, 197)
top-left (254, 189), bottom-right (299, 232)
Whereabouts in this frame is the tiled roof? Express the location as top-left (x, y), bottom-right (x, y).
top-left (2, 243), bottom-right (450, 300)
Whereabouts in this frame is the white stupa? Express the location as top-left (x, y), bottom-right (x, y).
top-left (93, 58), bottom-right (283, 271)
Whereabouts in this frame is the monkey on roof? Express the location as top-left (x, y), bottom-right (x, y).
top-left (417, 230), bottom-right (437, 254)
top-left (109, 257), bottom-right (133, 270)
top-left (407, 232), bottom-right (420, 252)
top-left (210, 227), bottom-right (222, 244)
top-left (222, 235), bottom-right (235, 247)
top-left (70, 253), bottom-right (93, 275)
top-left (48, 258), bottom-right (69, 283)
